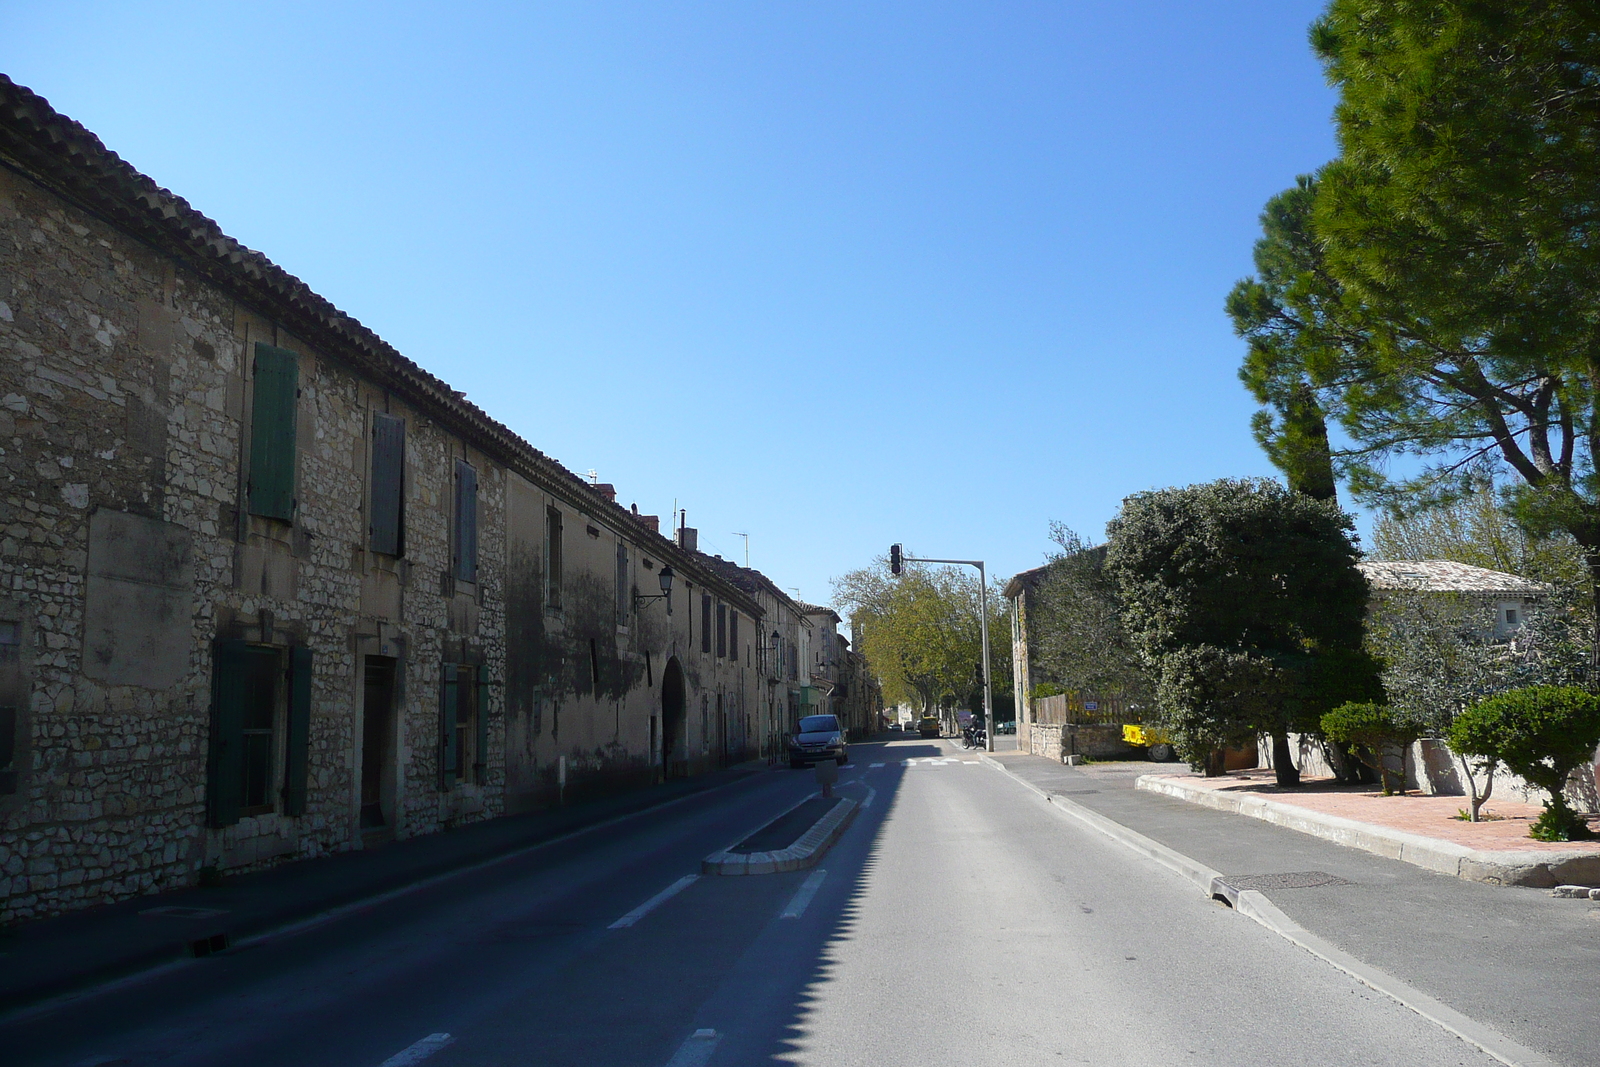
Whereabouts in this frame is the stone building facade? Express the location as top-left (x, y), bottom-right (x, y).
top-left (0, 75), bottom-right (761, 924)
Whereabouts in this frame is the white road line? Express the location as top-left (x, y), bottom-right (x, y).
top-left (869, 762), bottom-right (885, 768)
top-left (609, 874), bottom-right (699, 929)
top-left (858, 784), bottom-right (878, 810)
top-left (663, 1028), bottom-right (722, 1067)
top-left (781, 870), bottom-right (828, 920)
top-left (376, 1033), bottom-right (454, 1067)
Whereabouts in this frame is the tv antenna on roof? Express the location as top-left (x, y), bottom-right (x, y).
top-left (732, 532), bottom-right (749, 567)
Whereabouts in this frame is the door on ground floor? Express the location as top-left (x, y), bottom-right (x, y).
top-left (361, 656), bottom-right (396, 829)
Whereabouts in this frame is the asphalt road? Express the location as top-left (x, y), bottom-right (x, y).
top-left (5, 738), bottom-right (1504, 1067)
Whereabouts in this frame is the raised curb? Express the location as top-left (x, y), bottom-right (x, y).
top-left (1135, 774), bottom-right (1600, 889)
top-left (702, 796), bottom-right (858, 875)
top-left (979, 754), bottom-right (1559, 1067)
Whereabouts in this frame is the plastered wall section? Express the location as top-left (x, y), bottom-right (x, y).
top-left (501, 472), bottom-right (760, 811)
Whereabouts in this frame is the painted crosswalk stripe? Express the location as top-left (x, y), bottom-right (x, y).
top-left (376, 1033), bottom-right (454, 1067)
top-left (609, 875), bottom-right (699, 929)
top-left (869, 762), bottom-right (885, 768)
top-left (781, 869), bottom-right (828, 920)
top-left (663, 1029), bottom-right (721, 1067)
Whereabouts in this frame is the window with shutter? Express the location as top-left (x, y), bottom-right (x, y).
top-left (545, 506), bottom-right (563, 609)
top-left (210, 640), bottom-right (280, 826)
top-left (701, 595), bottom-right (712, 654)
top-left (283, 647), bottom-right (312, 816)
top-left (615, 540), bottom-right (629, 625)
top-left (716, 604), bottom-right (726, 658)
top-left (439, 664), bottom-right (459, 790)
top-left (729, 612), bottom-right (740, 665)
top-left (475, 664), bottom-right (490, 780)
top-left (369, 413), bottom-right (405, 556)
top-left (248, 343), bottom-right (299, 521)
top-left (453, 461), bottom-right (478, 583)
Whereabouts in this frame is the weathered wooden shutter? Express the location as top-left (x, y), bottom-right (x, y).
top-left (474, 663), bottom-right (490, 779)
top-left (369, 413), bottom-right (405, 556)
top-left (208, 640), bottom-right (251, 827)
top-left (716, 604), bottom-right (727, 658)
top-left (282, 646), bottom-right (313, 816)
top-left (729, 612), bottom-right (739, 663)
top-left (453, 461), bottom-right (478, 582)
top-left (439, 663), bottom-right (458, 790)
top-left (248, 342), bottom-right (299, 521)
top-left (701, 596), bottom-right (712, 654)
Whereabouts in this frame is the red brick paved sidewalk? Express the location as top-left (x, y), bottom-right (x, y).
top-left (1138, 770), bottom-right (1600, 886)
top-left (1146, 770), bottom-right (1600, 854)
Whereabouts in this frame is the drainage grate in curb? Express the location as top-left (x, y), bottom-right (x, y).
top-left (1219, 871), bottom-right (1355, 892)
top-left (1051, 790), bottom-right (1100, 796)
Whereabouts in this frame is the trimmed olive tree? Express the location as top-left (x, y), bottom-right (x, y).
top-left (1321, 702), bottom-right (1419, 796)
top-left (1449, 686), bottom-right (1600, 841)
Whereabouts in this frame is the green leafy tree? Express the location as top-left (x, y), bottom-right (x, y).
top-left (1030, 523), bottom-right (1151, 704)
top-left (1106, 479), bottom-right (1380, 784)
top-left (1449, 685), bottom-right (1600, 841)
top-left (1294, 2), bottom-right (1600, 667)
top-left (833, 555), bottom-right (1008, 726)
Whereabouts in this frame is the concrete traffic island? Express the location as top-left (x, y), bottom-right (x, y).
top-left (1137, 771), bottom-right (1600, 888)
top-left (702, 794), bottom-right (859, 875)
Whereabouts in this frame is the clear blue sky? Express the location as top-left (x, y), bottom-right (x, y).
top-left (2, 1), bottom-right (1342, 609)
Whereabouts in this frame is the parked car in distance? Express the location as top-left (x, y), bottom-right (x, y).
top-left (789, 713), bottom-right (848, 768)
top-left (996, 721), bottom-right (1016, 735)
top-left (887, 722), bottom-right (902, 732)
top-left (917, 716), bottom-right (942, 739)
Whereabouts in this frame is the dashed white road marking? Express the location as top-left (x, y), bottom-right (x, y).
top-left (869, 762), bottom-right (886, 768)
top-left (781, 869), bottom-right (828, 920)
top-left (663, 1028), bottom-right (722, 1067)
top-left (609, 874), bottom-right (699, 929)
top-left (858, 784), bottom-right (878, 810)
top-left (376, 1033), bottom-right (455, 1067)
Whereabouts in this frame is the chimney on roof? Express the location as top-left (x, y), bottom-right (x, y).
top-left (640, 515), bottom-right (660, 533)
top-left (595, 483), bottom-right (616, 503)
top-left (677, 525), bottom-right (698, 553)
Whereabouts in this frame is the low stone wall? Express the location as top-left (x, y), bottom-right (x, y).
top-left (1023, 723), bottom-right (1139, 762)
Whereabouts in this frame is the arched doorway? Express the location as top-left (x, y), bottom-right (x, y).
top-left (661, 657), bottom-right (686, 778)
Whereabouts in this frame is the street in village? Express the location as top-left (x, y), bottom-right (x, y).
top-left (5, 735), bottom-right (1593, 1067)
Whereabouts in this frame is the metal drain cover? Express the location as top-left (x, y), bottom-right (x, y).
top-left (1051, 789), bottom-right (1099, 796)
top-left (1220, 871), bottom-right (1354, 891)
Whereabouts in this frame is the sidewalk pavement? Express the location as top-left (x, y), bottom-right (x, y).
top-left (984, 750), bottom-right (1600, 1067)
top-left (1138, 770), bottom-right (1600, 888)
top-left (0, 764), bottom-right (762, 1016)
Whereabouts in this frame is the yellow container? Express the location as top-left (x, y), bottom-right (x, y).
top-left (1122, 724), bottom-right (1170, 747)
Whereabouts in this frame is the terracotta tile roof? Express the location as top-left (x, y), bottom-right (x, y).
top-left (0, 74), bottom-right (759, 616)
top-left (1358, 560), bottom-right (1552, 596)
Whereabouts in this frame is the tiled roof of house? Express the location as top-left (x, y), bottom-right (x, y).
top-left (1003, 565), bottom-right (1048, 599)
top-left (1358, 560), bottom-right (1552, 596)
top-left (0, 74), bottom-right (760, 616)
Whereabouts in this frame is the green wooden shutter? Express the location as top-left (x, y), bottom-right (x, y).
top-left (453, 462), bottom-right (478, 582)
top-left (283, 646), bottom-right (313, 816)
top-left (248, 342), bottom-right (299, 521)
top-left (439, 663), bottom-right (458, 790)
top-left (474, 663), bottom-right (490, 779)
top-left (208, 640), bottom-right (251, 827)
top-left (369, 413), bottom-right (405, 556)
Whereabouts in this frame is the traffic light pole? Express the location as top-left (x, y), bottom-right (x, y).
top-left (890, 548), bottom-right (993, 753)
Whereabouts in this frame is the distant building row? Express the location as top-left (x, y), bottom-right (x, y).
top-left (0, 76), bottom-right (877, 924)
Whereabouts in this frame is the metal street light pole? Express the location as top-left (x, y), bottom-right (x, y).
top-left (895, 550), bottom-right (994, 753)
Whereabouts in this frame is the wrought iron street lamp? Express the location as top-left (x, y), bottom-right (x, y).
top-left (633, 565), bottom-right (675, 614)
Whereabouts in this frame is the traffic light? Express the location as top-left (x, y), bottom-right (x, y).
top-left (889, 543), bottom-right (902, 576)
